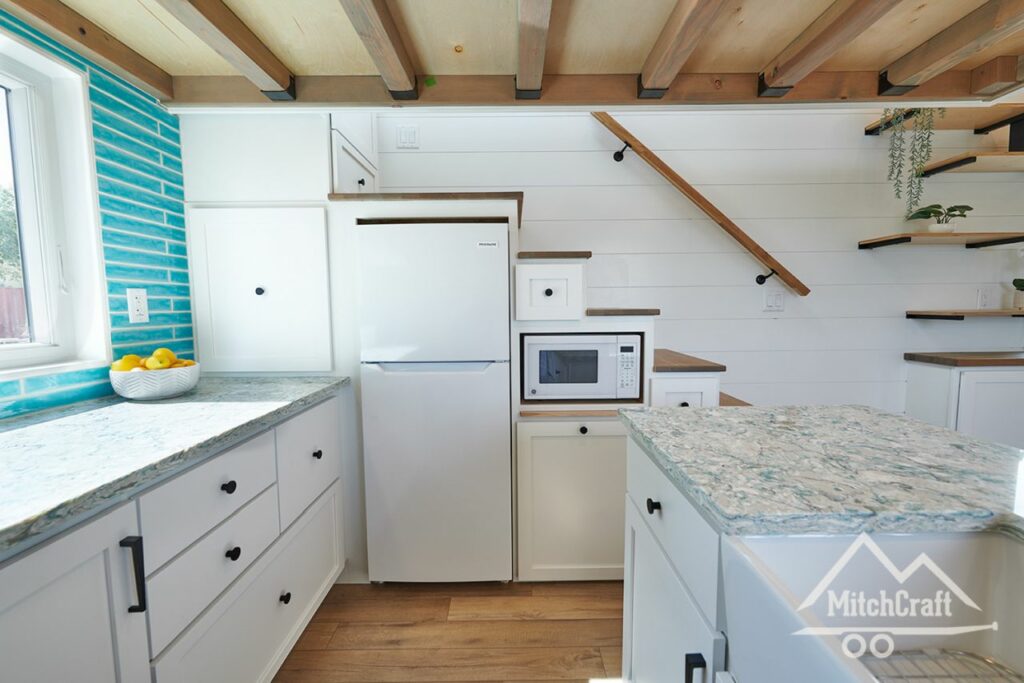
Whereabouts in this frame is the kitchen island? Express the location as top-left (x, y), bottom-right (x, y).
top-left (618, 405), bottom-right (1024, 683)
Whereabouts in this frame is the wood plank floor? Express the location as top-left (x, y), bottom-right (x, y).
top-left (274, 581), bottom-right (624, 683)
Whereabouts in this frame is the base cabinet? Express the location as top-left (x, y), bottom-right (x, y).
top-left (623, 497), bottom-right (725, 683)
top-left (516, 419), bottom-right (626, 581)
top-left (153, 481), bottom-right (342, 683)
top-left (0, 503), bottom-right (150, 683)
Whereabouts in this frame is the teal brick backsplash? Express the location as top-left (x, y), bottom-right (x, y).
top-left (0, 9), bottom-right (193, 420)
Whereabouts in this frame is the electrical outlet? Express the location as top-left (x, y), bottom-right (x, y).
top-left (763, 288), bottom-right (785, 313)
top-left (126, 288), bottom-right (149, 323)
top-left (396, 124), bottom-right (419, 149)
top-left (977, 287), bottom-right (993, 310)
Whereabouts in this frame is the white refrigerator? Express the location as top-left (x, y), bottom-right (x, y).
top-left (358, 221), bottom-right (512, 582)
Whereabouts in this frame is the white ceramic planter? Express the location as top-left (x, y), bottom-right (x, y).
top-left (925, 222), bottom-right (955, 233)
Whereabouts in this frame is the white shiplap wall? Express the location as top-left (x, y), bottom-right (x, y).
top-left (377, 110), bottom-right (1024, 411)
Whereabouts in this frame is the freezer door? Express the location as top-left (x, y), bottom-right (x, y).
top-left (362, 361), bottom-right (512, 582)
top-left (357, 222), bottom-right (510, 362)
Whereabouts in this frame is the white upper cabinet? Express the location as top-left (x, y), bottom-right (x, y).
top-left (330, 111), bottom-right (377, 170)
top-left (181, 114), bottom-right (331, 203)
top-left (189, 207), bottom-right (332, 371)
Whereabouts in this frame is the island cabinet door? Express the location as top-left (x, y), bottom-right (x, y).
top-left (956, 370), bottom-right (1024, 449)
top-left (0, 502), bottom-right (150, 683)
top-left (622, 497), bottom-right (725, 683)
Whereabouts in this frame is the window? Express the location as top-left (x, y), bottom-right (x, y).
top-left (0, 37), bottom-right (106, 373)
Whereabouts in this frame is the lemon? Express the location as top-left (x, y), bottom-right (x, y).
top-left (152, 347), bottom-right (176, 363)
top-left (121, 353), bottom-right (142, 366)
top-left (110, 358), bottom-right (135, 371)
top-left (145, 356), bottom-right (171, 370)
top-left (181, 359), bottom-right (196, 366)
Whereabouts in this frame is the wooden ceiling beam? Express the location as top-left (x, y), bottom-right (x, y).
top-left (637, 0), bottom-right (728, 99)
top-left (758, 0), bottom-right (902, 97)
top-left (0, 0), bottom-right (173, 99)
top-left (880, 0), bottom-right (1024, 95)
top-left (515, 0), bottom-right (552, 99)
top-left (338, 0), bottom-right (417, 100)
top-left (153, 0), bottom-right (293, 100)
top-left (970, 54), bottom-right (1023, 94)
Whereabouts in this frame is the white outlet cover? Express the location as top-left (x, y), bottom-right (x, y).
top-left (126, 288), bottom-right (149, 324)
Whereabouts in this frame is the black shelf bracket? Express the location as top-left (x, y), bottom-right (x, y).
top-left (864, 109), bottom-right (920, 136)
top-left (974, 112), bottom-right (1024, 135)
top-left (613, 142), bottom-right (631, 162)
top-left (755, 269), bottom-right (777, 285)
top-left (859, 236), bottom-right (912, 249)
top-left (920, 155), bottom-right (978, 177)
top-left (966, 234), bottom-right (1024, 249)
top-left (877, 71), bottom-right (917, 96)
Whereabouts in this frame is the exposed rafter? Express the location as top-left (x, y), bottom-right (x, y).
top-left (970, 54), bottom-right (1022, 94)
top-left (0, 0), bottom-right (173, 99)
top-left (758, 0), bottom-right (902, 97)
top-left (515, 0), bottom-right (552, 100)
top-left (637, 0), bottom-right (727, 99)
top-left (338, 0), bottom-right (417, 100)
top-left (880, 0), bottom-right (1024, 95)
top-left (153, 0), bottom-right (294, 100)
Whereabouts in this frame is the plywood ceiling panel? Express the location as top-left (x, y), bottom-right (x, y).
top-left (388, 0), bottom-right (516, 75)
top-left (683, 0), bottom-right (836, 73)
top-left (543, 0), bottom-right (677, 74)
top-left (61, 0), bottom-right (235, 75)
top-left (224, 0), bottom-right (377, 75)
top-left (821, 0), bottom-right (987, 71)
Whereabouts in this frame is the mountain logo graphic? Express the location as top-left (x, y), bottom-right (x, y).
top-left (792, 533), bottom-right (996, 660)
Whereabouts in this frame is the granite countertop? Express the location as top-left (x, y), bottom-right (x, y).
top-left (904, 351), bottom-right (1024, 367)
top-left (0, 376), bottom-right (349, 562)
top-left (621, 405), bottom-right (1024, 539)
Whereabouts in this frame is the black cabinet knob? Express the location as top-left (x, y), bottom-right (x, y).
top-left (312, 449), bottom-right (323, 460)
top-left (679, 401), bottom-right (690, 407)
top-left (279, 592), bottom-right (292, 605)
top-left (544, 288), bottom-right (554, 297)
top-left (225, 546), bottom-right (241, 562)
top-left (357, 178), bottom-right (366, 186)
top-left (685, 653), bottom-right (707, 683)
top-left (646, 498), bottom-right (661, 515)
top-left (220, 480), bottom-right (237, 494)
top-left (255, 287), bottom-right (265, 296)
top-left (579, 425), bottom-right (588, 435)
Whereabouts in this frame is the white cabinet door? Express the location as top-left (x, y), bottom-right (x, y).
top-left (650, 376), bottom-right (720, 408)
top-left (332, 131), bottom-right (377, 193)
top-left (623, 497), bottom-right (725, 683)
top-left (956, 370), bottom-right (1024, 448)
top-left (190, 207), bottom-right (332, 371)
top-left (0, 503), bottom-right (149, 683)
top-left (517, 420), bottom-right (626, 581)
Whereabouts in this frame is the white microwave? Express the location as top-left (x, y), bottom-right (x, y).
top-left (522, 333), bottom-right (642, 402)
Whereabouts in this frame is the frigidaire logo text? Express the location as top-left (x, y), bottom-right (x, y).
top-left (826, 589), bottom-right (953, 618)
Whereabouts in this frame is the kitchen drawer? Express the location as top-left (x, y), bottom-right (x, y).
top-left (626, 438), bottom-right (720, 627)
top-left (650, 376), bottom-right (720, 408)
top-left (147, 484), bottom-right (279, 655)
top-left (153, 482), bottom-right (342, 683)
top-left (276, 397), bottom-right (342, 529)
top-left (515, 263), bottom-right (583, 321)
top-left (140, 431), bottom-right (277, 571)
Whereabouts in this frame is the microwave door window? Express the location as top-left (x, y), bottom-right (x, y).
top-left (538, 350), bottom-right (599, 384)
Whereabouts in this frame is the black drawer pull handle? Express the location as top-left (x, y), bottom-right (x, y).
top-left (679, 401), bottom-right (690, 407)
top-left (225, 546), bottom-right (241, 562)
top-left (119, 536), bottom-right (147, 613)
top-left (255, 287), bottom-right (265, 296)
top-left (312, 449), bottom-right (323, 460)
top-left (220, 480), bottom-right (237, 494)
top-left (685, 652), bottom-right (706, 683)
top-left (544, 288), bottom-right (553, 296)
top-left (646, 498), bottom-right (661, 515)
top-left (279, 592), bottom-right (292, 605)
top-left (578, 425), bottom-right (588, 435)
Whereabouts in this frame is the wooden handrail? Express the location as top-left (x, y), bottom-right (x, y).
top-left (591, 112), bottom-right (811, 296)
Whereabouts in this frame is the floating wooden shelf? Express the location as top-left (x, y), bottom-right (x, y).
top-left (517, 251), bottom-right (592, 259)
top-left (585, 307), bottom-right (661, 317)
top-left (519, 410), bottom-right (620, 418)
top-left (904, 351), bottom-right (1024, 367)
top-left (859, 232), bottom-right (1024, 249)
top-left (920, 151), bottom-right (1024, 177)
top-left (906, 309), bottom-right (1024, 320)
top-left (653, 348), bottom-right (726, 373)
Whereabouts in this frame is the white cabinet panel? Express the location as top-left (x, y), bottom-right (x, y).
top-left (0, 503), bottom-right (149, 683)
top-left (181, 114), bottom-right (330, 202)
top-left (190, 207), bottom-right (332, 371)
top-left (276, 397), bottom-right (343, 530)
top-left (333, 130), bottom-right (377, 193)
top-left (515, 263), bottom-right (584, 320)
top-left (517, 419), bottom-right (626, 581)
top-left (650, 376), bottom-right (721, 408)
top-left (331, 111), bottom-right (377, 169)
top-left (957, 370), bottom-right (1024, 448)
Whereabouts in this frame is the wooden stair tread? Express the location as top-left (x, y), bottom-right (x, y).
top-left (517, 251), bottom-right (592, 259)
top-left (719, 392), bottom-right (752, 407)
top-left (585, 308), bottom-right (660, 317)
top-left (904, 351), bottom-right (1024, 367)
top-left (327, 191), bottom-right (524, 227)
top-left (859, 232), bottom-right (1024, 249)
top-left (653, 349), bottom-right (726, 373)
top-left (906, 309), bottom-right (1024, 320)
top-left (921, 151), bottom-right (1024, 176)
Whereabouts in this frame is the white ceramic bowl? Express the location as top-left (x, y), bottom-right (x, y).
top-left (110, 363), bottom-right (200, 400)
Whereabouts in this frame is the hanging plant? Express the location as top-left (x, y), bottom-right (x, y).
top-left (882, 108), bottom-right (944, 216)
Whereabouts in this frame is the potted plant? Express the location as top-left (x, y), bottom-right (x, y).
top-left (1014, 278), bottom-right (1024, 310)
top-left (905, 204), bottom-right (973, 232)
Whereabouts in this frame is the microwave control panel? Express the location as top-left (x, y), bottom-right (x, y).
top-left (616, 335), bottom-right (641, 399)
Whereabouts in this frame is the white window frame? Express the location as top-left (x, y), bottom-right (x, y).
top-left (0, 35), bottom-right (107, 375)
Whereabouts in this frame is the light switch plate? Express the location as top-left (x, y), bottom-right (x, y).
top-left (763, 288), bottom-right (785, 312)
top-left (126, 288), bottom-right (149, 323)
top-left (396, 125), bottom-right (419, 149)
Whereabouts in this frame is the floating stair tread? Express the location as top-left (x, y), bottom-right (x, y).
top-left (859, 232), bottom-right (1024, 249)
top-left (906, 309), bottom-right (1024, 320)
top-left (327, 191), bottom-right (524, 226)
top-left (904, 351), bottom-right (1024, 367)
top-left (519, 410), bottom-right (620, 418)
top-left (585, 307), bottom-right (661, 317)
top-left (719, 392), bottom-right (752, 407)
top-left (517, 251), bottom-right (592, 259)
top-left (922, 151), bottom-right (1024, 175)
top-left (653, 349), bottom-right (726, 373)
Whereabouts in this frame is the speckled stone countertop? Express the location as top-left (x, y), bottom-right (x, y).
top-left (621, 405), bottom-right (1024, 539)
top-left (0, 376), bottom-right (349, 562)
